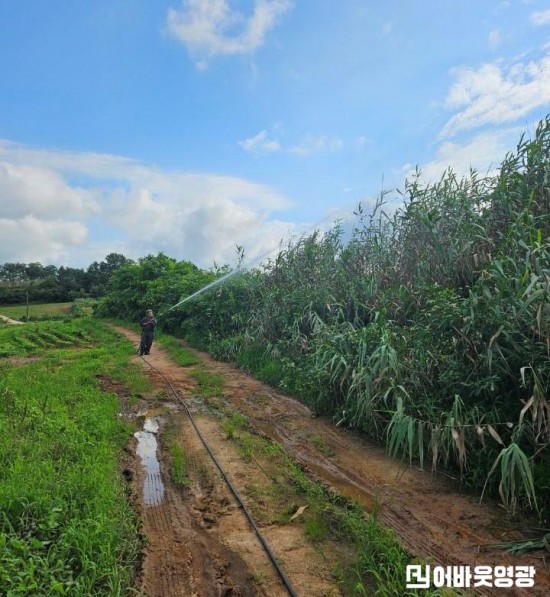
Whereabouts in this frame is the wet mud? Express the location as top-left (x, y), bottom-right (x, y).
top-left (107, 367), bottom-right (333, 594)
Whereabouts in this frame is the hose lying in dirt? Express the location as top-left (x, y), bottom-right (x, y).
top-left (139, 354), bottom-right (298, 597)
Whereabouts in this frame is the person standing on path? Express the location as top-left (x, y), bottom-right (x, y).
top-left (139, 309), bottom-right (157, 355)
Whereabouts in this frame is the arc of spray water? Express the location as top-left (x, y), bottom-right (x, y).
top-left (165, 268), bottom-right (242, 313)
top-left (160, 198), bottom-right (380, 317)
top-left (162, 240), bottom-right (280, 315)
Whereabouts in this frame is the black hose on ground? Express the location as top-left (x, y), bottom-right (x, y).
top-left (139, 355), bottom-right (298, 597)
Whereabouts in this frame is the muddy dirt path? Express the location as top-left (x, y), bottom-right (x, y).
top-left (114, 381), bottom-right (290, 597)
top-left (114, 327), bottom-right (550, 596)
top-left (114, 329), bottom-right (343, 597)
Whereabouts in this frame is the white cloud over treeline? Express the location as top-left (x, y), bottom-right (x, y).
top-left (0, 140), bottom-right (296, 267)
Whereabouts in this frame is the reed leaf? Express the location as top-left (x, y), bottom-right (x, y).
top-left (481, 443), bottom-right (538, 516)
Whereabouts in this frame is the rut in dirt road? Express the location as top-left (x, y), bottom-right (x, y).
top-left (133, 411), bottom-right (266, 597)
top-left (119, 389), bottom-right (291, 596)
top-left (114, 326), bottom-right (550, 597)
top-left (114, 335), bottom-right (343, 596)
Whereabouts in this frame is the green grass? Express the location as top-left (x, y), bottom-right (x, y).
top-left (0, 321), bottom-right (93, 358)
top-left (222, 410), bottom-right (249, 439)
top-left (310, 433), bottom-right (336, 457)
top-left (167, 442), bottom-right (190, 488)
top-left (163, 423), bottom-right (191, 488)
top-left (304, 516), bottom-right (328, 542)
top-left (189, 367), bottom-right (224, 397)
top-left (0, 319), bottom-right (142, 596)
top-left (156, 333), bottom-right (201, 366)
top-left (169, 444), bottom-right (190, 487)
top-left (0, 302), bottom-right (73, 321)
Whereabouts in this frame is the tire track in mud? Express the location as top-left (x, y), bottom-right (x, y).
top-left (113, 327), bottom-right (550, 597)
top-left (129, 377), bottom-right (344, 596)
top-left (127, 391), bottom-right (283, 596)
top-left (113, 337), bottom-right (342, 596)
top-left (189, 414), bottom-right (351, 596)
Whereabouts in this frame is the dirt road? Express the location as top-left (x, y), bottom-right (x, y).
top-left (113, 326), bottom-right (550, 596)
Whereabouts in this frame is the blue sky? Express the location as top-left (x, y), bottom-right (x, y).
top-left (0, 0), bottom-right (549, 268)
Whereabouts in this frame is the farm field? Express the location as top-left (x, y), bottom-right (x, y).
top-left (0, 319), bottom-right (144, 595)
top-left (0, 301), bottom-right (73, 321)
top-left (0, 318), bottom-right (420, 595)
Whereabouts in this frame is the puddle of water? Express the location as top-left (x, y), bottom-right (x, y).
top-left (134, 416), bottom-right (165, 506)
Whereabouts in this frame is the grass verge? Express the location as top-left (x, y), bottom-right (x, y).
top-left (156, 333), bottom-right (201, 367)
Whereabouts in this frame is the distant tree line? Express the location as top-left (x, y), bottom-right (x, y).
top-left (0, 253), bottom-right (131, 304)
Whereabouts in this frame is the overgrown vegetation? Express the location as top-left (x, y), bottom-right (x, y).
top-left (99, 118), bottom-right (550, 519)
top-left (0, 320), bottom-right (142, 595)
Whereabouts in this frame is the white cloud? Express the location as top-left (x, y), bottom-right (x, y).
top-left (530, 9), bottom-right (550, 26)
top-left (0, 162), bottom-right (99, 219)
top-left (166, 0), bottom-right (292, 66)
top-left (239, 131), bottom-right (346, 156)
top-left (0, 216), bottom-right (88, 264)
top-left (0, 139), bottom-right (295, 268)
top-left (355, 136), bottom-right (369, 151)
top-left (239, 130), bottom-right (281, 153)
top-left (442, 52), bottom-right (550, 137)
top-left (405, 126), bottom-right (524, 183)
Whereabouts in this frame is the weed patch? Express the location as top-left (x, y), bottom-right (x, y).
top-left (164, 424), bottom-right (190, 488)
top-left (157, 334), bottom-right (201, 367)
top-left (189, 367), bottom-right (224, 398)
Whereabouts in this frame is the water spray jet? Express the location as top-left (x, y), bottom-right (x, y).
top-left (158, 196), bottom-right (387, 318)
